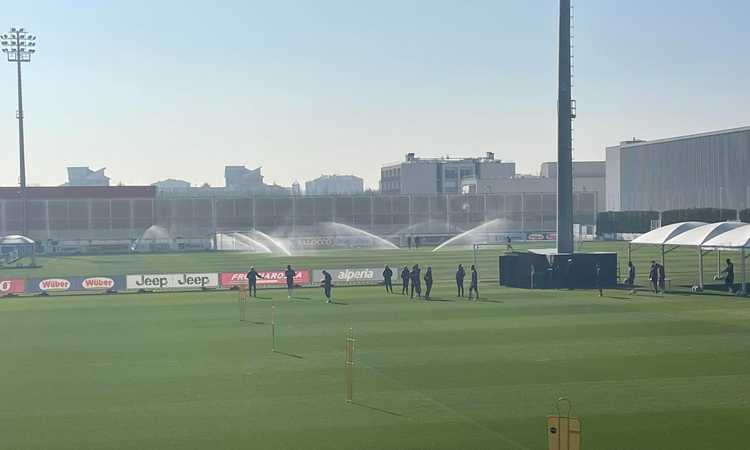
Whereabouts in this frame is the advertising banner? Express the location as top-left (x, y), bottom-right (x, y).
top-left (313, 268), bottom-right (384, 285)
top-left (126, 273), bottom-right (219, 291)
top-left (220, 269), bottom-right (311, 288)
top-left (26, 276), bottom-right (126, 293)
top-left (0, 278), bottom-right (25, 295)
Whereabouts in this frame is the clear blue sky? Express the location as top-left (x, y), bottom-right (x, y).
top-left (1, 0), bottom-right (748, 188)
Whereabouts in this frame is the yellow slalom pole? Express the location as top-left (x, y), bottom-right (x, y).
top-left (345, 327), bottom-right (355, 404)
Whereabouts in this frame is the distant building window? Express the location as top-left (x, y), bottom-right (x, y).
top-left (445, 169), bottom-right (458, 179)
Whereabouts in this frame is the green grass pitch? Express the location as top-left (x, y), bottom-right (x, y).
top-left (1, 244), bottom-right (749, 449)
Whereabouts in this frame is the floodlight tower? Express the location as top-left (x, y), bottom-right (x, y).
top-left (1, 27), bottom-right (37, 236)
top-left (556, 0), bottom-right (574, 254)
top-left (1, 27), bottom-right (36, 189)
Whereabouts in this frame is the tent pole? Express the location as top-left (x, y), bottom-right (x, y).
top-left (628, 243), bottom-right (632, 265)
top-left (698, 246), bottom-right (704, 290)
top-left (717, 249), bottom-right (721, 276)
top-left (742, 247), bottom-right (747, 296)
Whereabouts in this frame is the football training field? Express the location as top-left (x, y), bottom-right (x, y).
top-left (1, 245), bottom-right (749, 449)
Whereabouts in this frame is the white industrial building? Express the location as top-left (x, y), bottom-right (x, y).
top-left (606, 126), bottom-right (750, 211)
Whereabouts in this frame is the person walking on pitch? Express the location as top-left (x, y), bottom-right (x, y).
top-left (401, 266), bottom-right (410, 295)
top-left (424, 266), bottom-right (433, 300)
top-left (626, 261), bottom-right (636, 294)
top-left (594, 263), bottom-right (603, 297)
top-left (410, 264), bottom-right (422, 299)
top-left (320, 270), bottom-right (333, 303)
top-left (649, 261), bottom-right (659, 293)
top-left (456, 264), bottom-right (465, 297)
top-left (383, 265), bottom-right (394, 294)
top-left (246, 266), bottom-right (264, 297)
top-left (285, 265), bottom-right (296, 298)
top-left (468, 265), bottom-right (479, 300)
top-left (720, 258), bottom-right (735, 293)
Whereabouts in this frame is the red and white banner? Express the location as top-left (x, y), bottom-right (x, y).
top-left (0, 279), bottom-right (25, 295)
top-left (220, 269), bottom-right (311, 287)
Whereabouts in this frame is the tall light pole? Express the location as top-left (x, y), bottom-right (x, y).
top-left (556, 0), bottom-right (574, 255)
top-left (1, 27), bottom-right (37, 236)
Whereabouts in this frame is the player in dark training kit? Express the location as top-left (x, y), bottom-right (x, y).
top-left (383, 265), bottom-right (394, 294)
top-left (401, 266), bottom-right (410, 295)
top-left (320, 270), bottom-right (333, 303)
top-left (456, 264), bottom-right (465, 297)
top-left (246, 266), bottom-right (264, 297)
top-left (468, 265), bottom-right (479, 301)
top-left (424, 267), bottom-right (433, 300)
top-left (410, 264), bottom-right (422, 299)
top-left (285, 265), bottom-right (296, 298)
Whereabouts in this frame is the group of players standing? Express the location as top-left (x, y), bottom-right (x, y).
top-left (245, 263), bottom-right (481, 304)
top-left (623, 257), bottom-right (736, 295)
top-left (381, 263), bottom-right (479, 300)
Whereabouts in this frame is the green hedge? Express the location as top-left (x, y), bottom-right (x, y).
top-left (661, 208), bottom-right (737, 225)
top-left (741, 209), bottom-right (750, 223)
top-left (596, 211), bottom-right (659, 236)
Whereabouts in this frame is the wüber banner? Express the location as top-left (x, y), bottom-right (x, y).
top-left (0, 278), bottom-right (25, 295)
top-left (220, 269), bottom-right (311, 288)
top-left (313, 268), bottom-right (385, 285)
top-left (26, 276), bottom-right (126, 294)
top-left (126, 273), bottom-right (219, 291)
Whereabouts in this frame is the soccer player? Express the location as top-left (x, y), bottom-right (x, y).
top-left (468, 265), bottom-right (479, 301)
top-left (720, 258), bottom-right (735, 293)
top-left (506, 235), bottom-right (513, 251)
top-left (383, 265), bottom-right (394, 294)
top-left (626, 261), bottom-right (636, 294)
top-left (321, 270), bottom-right (333, 303)
top-left (456, 264), bottom-right (466, 297)
top-left (649, 261), bottom-right (659, 293)
top-left (658, 263), bottom-right (666, 293)
top-left (424, 266), bottom-right (433, 300)
top-left (246, 266), bottom-right (264, 297)
top-left (401, 266), bottom-right (410, 295)
top-left (285, 265), bottom-right (296, 298)
top-left (594, 263), bottom-right (603, 297)
top-left (410, 264), bottom-right (422, 299)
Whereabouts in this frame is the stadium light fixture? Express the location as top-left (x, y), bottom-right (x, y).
top-left (1, 27), bottom-right (38, 236)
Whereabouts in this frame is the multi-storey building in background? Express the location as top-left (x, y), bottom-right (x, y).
top-left (380, 152), bottom-right (515, 195)
top-left (606, 126), bottom-right (750, 211)
top-left (305, 175), bottom-right (364, 195)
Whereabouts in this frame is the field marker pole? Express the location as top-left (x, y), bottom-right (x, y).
top-left (345, 327), bottom-right (355, 404)
top-left (238, 285), bottom-right (248, 322)
top-left (271, 305), bottom-right (277, 352)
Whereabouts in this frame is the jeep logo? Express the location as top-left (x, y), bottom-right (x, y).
top-left (177, 274), bottom-right (210, 286)
top-left (135, 275), bottom-right (169, 288)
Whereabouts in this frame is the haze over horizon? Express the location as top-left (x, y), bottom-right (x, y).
top-left (1, 0), bottom-right (748, 189)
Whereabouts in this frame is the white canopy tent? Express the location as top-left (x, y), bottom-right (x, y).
top-left (663, 222), bottom-right (747, 289)
top-left (628, 222), bottom-right (750, 294)
top-left (629, 222), bottom-right (706, 268)
top-left (702, 224), bottom-right (750, 295)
